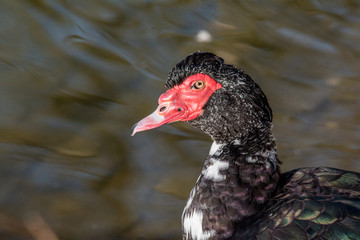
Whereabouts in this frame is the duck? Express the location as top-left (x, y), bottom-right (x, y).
top-left (131, 52), bottom-right (360, 240)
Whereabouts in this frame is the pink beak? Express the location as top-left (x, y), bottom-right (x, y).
top-left (131, 101), bottom-right (185, 136)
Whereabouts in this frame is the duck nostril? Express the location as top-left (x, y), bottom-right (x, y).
top-left (159, 106), bottom-right (167, 113)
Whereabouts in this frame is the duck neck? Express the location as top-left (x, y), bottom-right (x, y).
top-left (182, 130), bottom-right (280, 240)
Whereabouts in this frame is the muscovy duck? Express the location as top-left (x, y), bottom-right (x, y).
top-left (131, 52), bottom-right (360, 240)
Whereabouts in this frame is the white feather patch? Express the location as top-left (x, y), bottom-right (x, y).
top-left (183, 210), bottom-right (215, 240)
top-left (209, 141), bottom-right (224, 156)
top-left (203, 159), bottom-right (229, 182)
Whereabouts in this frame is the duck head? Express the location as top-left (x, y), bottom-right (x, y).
top-left (131, 51), bottom-right (272, 143)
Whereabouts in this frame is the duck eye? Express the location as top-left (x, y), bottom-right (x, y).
top-left (191, 80), bottom-right (205, 90)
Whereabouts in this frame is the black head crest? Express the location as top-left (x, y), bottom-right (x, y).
top-left (166, 51), bottom-right (225, 89)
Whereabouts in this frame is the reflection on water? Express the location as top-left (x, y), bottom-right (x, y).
top-left (0, 0), bottom-right (359, 239)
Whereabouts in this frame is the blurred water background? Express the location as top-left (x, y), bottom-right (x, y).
top-left (0, 0), bottom-right (359, 239)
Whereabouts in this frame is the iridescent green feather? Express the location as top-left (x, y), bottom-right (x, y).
top-left (256, 168), bottom-right (360, 239)
top-left (296, 200), bottom-right (323, 221)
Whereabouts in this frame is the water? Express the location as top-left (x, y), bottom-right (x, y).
top-left (0, 1), bottom-right (359, 239)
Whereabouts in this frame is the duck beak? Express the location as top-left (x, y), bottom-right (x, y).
top-left (131, 109), bottom-right (160, 136)
top-left (131, 85), bottom-right (191, 136)
top-left (131, 101), bottom-right (185, 136)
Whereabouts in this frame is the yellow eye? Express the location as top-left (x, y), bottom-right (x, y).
top-left (191, 80), bottom-right (205, 90)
